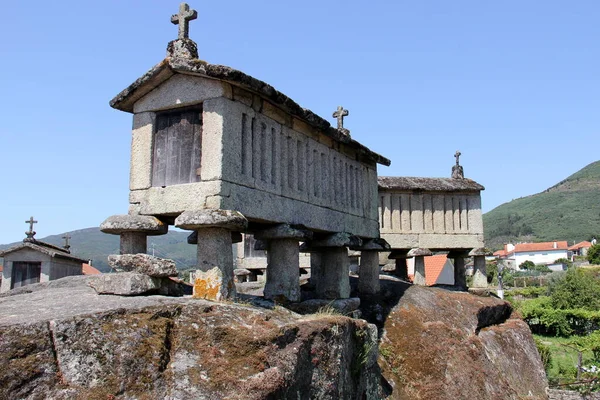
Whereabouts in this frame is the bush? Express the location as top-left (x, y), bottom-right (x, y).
top-left (519, 298), bottom-right (600, 336)
top-left (588, 244), bottom-right (600, 265)
top-left (520, 260), bottom-right (536, 270)
top-left (549, 268), bottom-right (600, 311)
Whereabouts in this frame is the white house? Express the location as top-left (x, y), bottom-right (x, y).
top-left (494, 241), bottom-right (569, 270)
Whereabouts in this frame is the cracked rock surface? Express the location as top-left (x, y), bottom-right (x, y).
top-left (0, 276), bottom-right (380, 399)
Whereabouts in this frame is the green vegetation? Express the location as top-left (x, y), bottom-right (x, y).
top-left (588, 244), bottom-right (600, 265)
top-left (508, 267), bottom-right (600, 391)
top-left (484, 160), bottom-right (600, 249)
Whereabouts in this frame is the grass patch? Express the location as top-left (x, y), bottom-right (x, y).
top-left (533, 334), bottom-right (594, 385)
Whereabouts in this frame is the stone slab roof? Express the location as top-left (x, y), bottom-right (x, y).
top-left (378, 176), bottom-right (484, 192)
top-left (0, 240), bottom-right (88, 263)
top-left (110, 57), bottom-right (390, 166)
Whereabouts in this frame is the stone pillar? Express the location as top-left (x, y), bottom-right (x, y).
top-left (388, 250), bottom-right (409, 280)
top-left (469, 248), bottom-right (492, 289)
top-left (355, 239), bottom-right (390, 295)
top-left (308, 233), bottom-right (362, 300)
top-left (408, 248), bottom-right (432, 286)
top-left (100, 215), bottom-right (168, 254)
top-left (175, 209), bottom-right (248, 300)
top-left (255, 224), bottom-right (312, 303)
top-left (448, 250), bottom-right (469, 291)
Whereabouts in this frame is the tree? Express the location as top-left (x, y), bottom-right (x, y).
top-left (588, 244), bottom-right (600, 265)
top-left (519, 260), bottom-right (536, 270)
top-left (549, 268), bottom-right (600, 311)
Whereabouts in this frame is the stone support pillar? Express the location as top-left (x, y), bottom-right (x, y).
top-left (354, 239), bottom-right (390, 295)
top-left (100, 215), bottom-right (168, 255)
top-left (308, 233), bottom-right (362, 300)
top-left (255, 224), bottom-right (312, 303)
top-left (408, 248), bottom-right (432, 286)
top-left (448, 250), bottom-right (470, 291)
top-left (388, 250), bottom-right (409, 280)
top-left (469, 248), bottom-right (492, 289)
top-left (175, 209), bottom-right (248, 300)
top-left (120, 232), bottom-right (147, 255)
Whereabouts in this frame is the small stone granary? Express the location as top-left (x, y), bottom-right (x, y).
top-left (101, 3), bottom-right (390, 302)
top-left (378, 152), bottom-right (489, 289)
top-left (0, 218), bottom-right (87, 293)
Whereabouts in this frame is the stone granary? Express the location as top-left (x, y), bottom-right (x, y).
top-left (101, 3), bottom-right (391, 302)
top-left (0, 218), bottom-right (87, 293)
top-left (378, 152), bottom-right (489, 289)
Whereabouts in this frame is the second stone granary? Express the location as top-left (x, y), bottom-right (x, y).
top-left (102, 4), bottom-right (390, 302)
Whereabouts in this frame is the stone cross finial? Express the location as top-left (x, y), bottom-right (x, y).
top-left (171, 3), bottom-right (198, 40)
top-left (454, 150), bottom-right (461, 166)
top-left (63, 233), bottom-right (71, 251)
top-left (25, 216), bottom-right (38, 241)
top-left (332, 106), bottom-right (349, 130)
top-left (452, 150), bottom-right (464, 179)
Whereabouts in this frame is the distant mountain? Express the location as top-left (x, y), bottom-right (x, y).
top-left (0, 228), bottom-right (196, 273)
top-left (484, 161), bottom-right (600, 250)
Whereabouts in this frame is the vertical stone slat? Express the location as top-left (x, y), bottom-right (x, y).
top-left (391, 194), bottom-right (401, 231)
top-left (445, 195), bottom-right (454, 233)
top-left (432, 195), bottom-right (445, 233)
top-left (410, 194), bottom-right (424, 233)
top-left (460, 196), bottom-right (468, 232)
top-left (400, 194), bottom-right (411, 232)
top-left (423, 194), bottom-right (433, 233)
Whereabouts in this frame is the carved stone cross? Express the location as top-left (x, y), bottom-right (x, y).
top-left (452, 151), bottom-right (464, 179)
top-left (171, 3), bottom-right (198, 40)
top-left (25, 216), bottom-right (38, 240)
top-left (454, 150), bottom-right (461, 166)
top-left (63, 233), bottom-right (71, 251)
top-left (332, 106), bottom-right (349, 130)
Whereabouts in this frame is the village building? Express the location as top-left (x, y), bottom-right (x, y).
top-left (0, 219), bottom-right (88, 293)
top-left (568, 240), bottom-right (594, 260)
top-left (404, 254), bottom-right (455, 286)
top-left (378, 151), bottom-right (489, 289)
top-left (493, 241), bottom-right (569, 270)
top-left (101, 3), bottom-right (391, 302)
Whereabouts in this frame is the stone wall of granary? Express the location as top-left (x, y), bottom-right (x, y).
top-left (0, 249), bottom-right (52, 292)
top-left (378, 190), bottom-right (484, 249)
top-left (49, 259), bottom-right (82, 281)
top-left (127, 74), bottom-right (380, 238)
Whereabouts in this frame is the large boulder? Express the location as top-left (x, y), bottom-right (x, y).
top-left (377, 284), bottom-right (548, 399)
top-left (108, 253), bottom-right (178, 277)
top-left (0, 276), bottom-right (380, 399)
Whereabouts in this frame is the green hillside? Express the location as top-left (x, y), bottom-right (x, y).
top-left (484, 161), bottom-right (600, 249)
top-left (0, 228), bottom-right (196, 273)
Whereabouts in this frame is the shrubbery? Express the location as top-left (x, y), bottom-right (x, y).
top-left (588, 244), bottom-right (600, 265)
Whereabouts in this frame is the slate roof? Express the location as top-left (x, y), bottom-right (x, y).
top-left (0, 240), bottom-right (88, 263)
top-left (378, 176), bottom-right (485, 192)
top-left (569, 241), bottom-right (592, 251)
top-left (110, 57), bottom-right (390, 167)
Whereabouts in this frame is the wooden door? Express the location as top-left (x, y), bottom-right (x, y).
top-left (11, 262), bottom-right (41, 289)
top-left (152, 107), bottom-right (202, 187)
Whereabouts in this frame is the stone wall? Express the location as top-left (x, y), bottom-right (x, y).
top-left (379, 190), bottom-right (484, 249)
top-left (127, 74), bottom-right (380, 238)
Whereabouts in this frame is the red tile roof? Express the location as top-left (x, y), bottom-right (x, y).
top-left (568, 241), bottom-right (592, 251)
top-left (513, 241), bottom-right (569, 253)
top-left (493, 249), bottom-right (508, 257)
top-left (0, 265), bottom-right (3, 273)
top-left (408, 254), bottom-right (450, 286)
top-left (82, 263), bottom-right (101, 275)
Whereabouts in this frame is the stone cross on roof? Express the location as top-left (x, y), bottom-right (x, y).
top-left (25, 216), bottom-right (38, 241)
top-left (171, 3), bottom-right (198, 40)
top-left (332, 106), bottom-right (349, 131)
top-left (452, 150), bottom-right (464, 179)
top-left (62, 233), bottom-right (71, 251)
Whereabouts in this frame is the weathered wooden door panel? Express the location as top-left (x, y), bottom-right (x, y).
top-left (11, 262), bottom-right (41, 289)
top-left (152, 107), bottom-right (202, 187)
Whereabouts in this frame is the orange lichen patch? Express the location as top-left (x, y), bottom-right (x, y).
top-left (192, 268), bottom-right (223, 301)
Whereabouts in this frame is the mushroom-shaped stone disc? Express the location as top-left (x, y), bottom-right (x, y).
top-left (468, 247), bottom-right (493, 257)
top-left (407, 248), bottom-right (433, 257)
top-left (100, 215), bottom-right (168, 236)
top-left (175, 209), bottom-right (248, 231)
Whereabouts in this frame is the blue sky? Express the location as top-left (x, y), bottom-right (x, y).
top-left (0, 1), bottom-right (598, 244)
